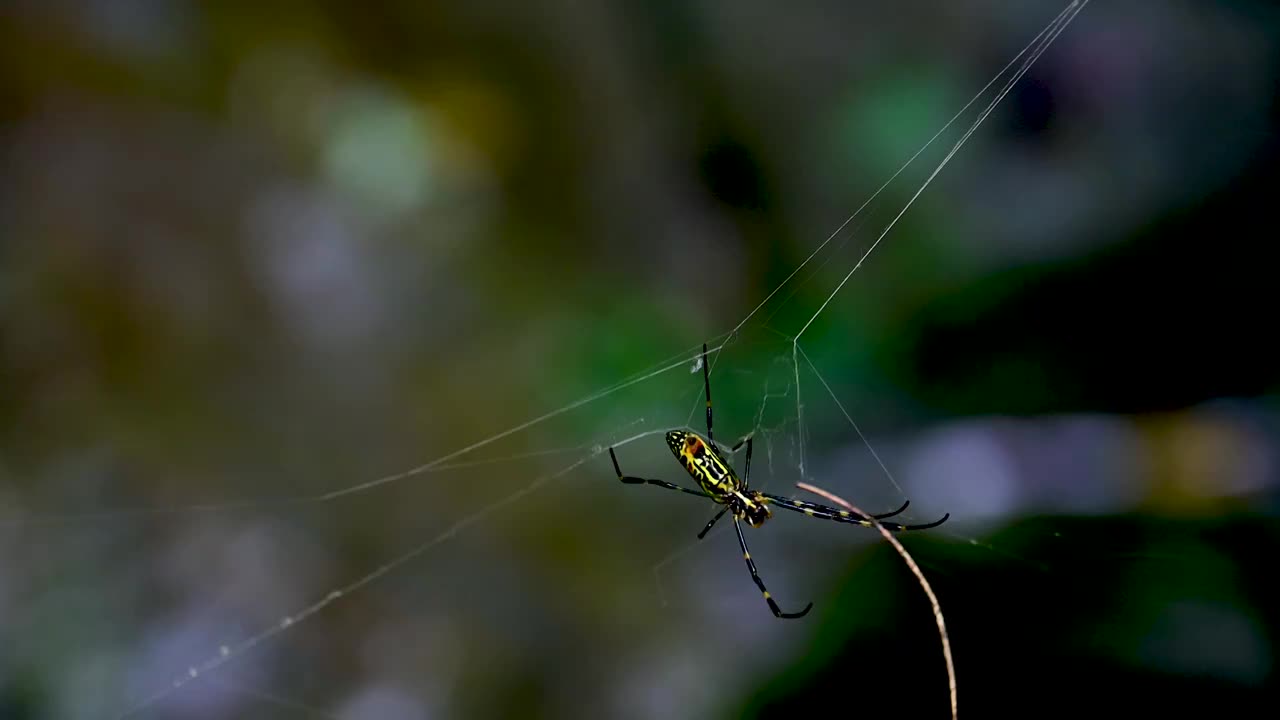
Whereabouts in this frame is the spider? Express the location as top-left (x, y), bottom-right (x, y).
top-left (608, 343), bottom-right (950, 619)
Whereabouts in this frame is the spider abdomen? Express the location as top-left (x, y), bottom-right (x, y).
top-left (666, 430), bottom-right (741, 501)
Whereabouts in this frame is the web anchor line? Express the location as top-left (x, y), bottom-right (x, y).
top-left (791, 0), bottom-right (1089, 476)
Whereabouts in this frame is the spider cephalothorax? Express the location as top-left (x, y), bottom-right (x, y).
top-left (737, 493), bottom-right (772, 527)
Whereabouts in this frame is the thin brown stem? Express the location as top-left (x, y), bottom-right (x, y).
top-left (796, 482), bottom-right (956, 720)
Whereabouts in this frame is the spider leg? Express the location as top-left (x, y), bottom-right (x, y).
top-left (697, 506), bottom-right (730, 539)
top-left (609, 448), bottom-right (709, 499)
top-left (874, 498), bottom-right (912, 520)
top-left (701, 342), bottom-right (715, 446)
top-left (734, 516), bottom-right (812, 619)
top-left (712, 432), bottom-right (752, 459)
top-left (761, 493), bottom-right (949, 531)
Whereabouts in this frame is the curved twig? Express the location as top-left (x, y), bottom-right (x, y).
top-left (796, 482), bottom-right (956, 720)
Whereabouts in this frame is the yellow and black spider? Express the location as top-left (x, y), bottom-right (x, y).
top-left (609, 343), bottom-right (950, 619)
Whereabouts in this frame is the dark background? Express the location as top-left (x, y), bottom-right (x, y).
top-left (2, 1), bottom-right (1277, 718)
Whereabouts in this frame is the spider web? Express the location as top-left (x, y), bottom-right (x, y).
top-left (0, 2), bottom-right (1151, 718)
